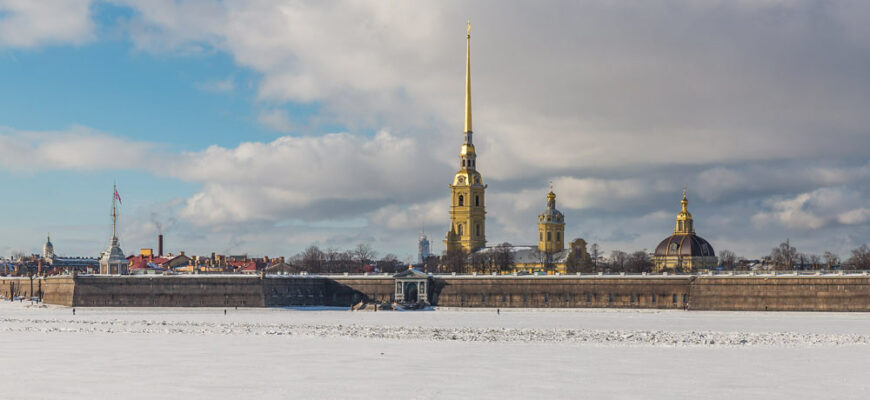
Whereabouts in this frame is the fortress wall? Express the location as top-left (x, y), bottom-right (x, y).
top-left (8, 274), bottom-right (870, 311)
top-left (72, 275), bottom-right (267, 307)
top-left (689, 276), bottom-right (870, 311)
top-left (0, 276), bottom-right (75, 306)
top-left (431, 277), bottom-right (692, 309)
top-left (326, 277), bottom-right (396, 305)
top-left (263, 276), bottom-right (330, 306)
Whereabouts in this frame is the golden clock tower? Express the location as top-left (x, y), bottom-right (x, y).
top-left (445, 22), bottom-right (486, 253)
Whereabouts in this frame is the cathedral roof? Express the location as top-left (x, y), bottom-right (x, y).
top-left (654, 234), bottom-right (715, 257)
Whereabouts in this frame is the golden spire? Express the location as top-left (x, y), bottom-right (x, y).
top-left (547, 181), bottom-right (556, 207)
top-left (464, 20), bottom-right (472, 134)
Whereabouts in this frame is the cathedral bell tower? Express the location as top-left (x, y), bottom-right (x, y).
top-left (538, 184), bottom-right (565, 253)
top-left (445, 21), bottom-right (486, 253)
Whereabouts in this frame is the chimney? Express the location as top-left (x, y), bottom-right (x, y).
top-left (158, 234), bottom-right (164, 257)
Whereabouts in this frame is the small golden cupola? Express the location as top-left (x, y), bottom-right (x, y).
top-left (538, 183), bottom-right (565, 253)
top-left (674, 187), bottom-right (694, 234)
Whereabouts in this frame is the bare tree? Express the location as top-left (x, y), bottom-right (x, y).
top-left (352, 244), bottom-right (377, 267)
top-left (491, 243), bottom-right (515, 273)
top-left (469, 251), bottom-right (490, 273)
top-left (534, 249), bottom-right (554, 273)
top-left (609, 250), bottom-right (628, 273)
top-left (625, 250), bottom-right (652, 273)
top-left (848, 244), bottom-right (870, 270)
top-left (823, 251), bottom-right (840, 270)
top-left (808, 254), bottom-right (822, 270)
top-left (718, 249), bottom-right (737, 270)
top-left (376, 254), bottom-right (400, 273)
top-left (769, 240), bottom-right (798, 270)
top-left (442, 248), bottom-right (468, 274)
top-left (300, 246), bottom-right (324, 273)
top-left (589, 243), bottom-right (601, 273)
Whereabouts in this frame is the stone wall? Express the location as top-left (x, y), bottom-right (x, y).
top-left (72, 275), bottom-right (267, 307)
top-left (689, 276), bottom-right (870, 311)
top-left (5, 274), bottom-right (870, 311)
top-left (432, 276), bottom-right (691, 309)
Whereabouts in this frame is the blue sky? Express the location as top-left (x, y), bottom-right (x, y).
top-left (2, 1), bottom-right (870, 262)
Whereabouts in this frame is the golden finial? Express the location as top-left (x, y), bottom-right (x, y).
top-left (549, 180), bottom-right (554, 192)
top-left (467, 20), bottom-right (471, 35)
top-left (682, 186), bottom-right (687, 199)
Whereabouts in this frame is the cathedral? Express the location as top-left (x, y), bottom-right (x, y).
top-left (443, 24), bottom-right (589, 274)
top-left (652, 189), bottom-right (717, 272)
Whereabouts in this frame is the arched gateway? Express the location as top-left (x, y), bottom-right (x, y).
top-left (394, 269), bottom-right (429, 305)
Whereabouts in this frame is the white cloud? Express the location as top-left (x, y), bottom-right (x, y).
top-left (195, 76), bottom-right (235, 93)
top-left (257, 109), bottom-right (293, 133)
top-left (0, 0), bottom-right (94, 48)
top-left (751, 187), bottom-right (870, 230)
top-left (0, 126), bottom-right (157, 171)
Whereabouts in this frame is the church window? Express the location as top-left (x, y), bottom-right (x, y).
top-left (458, 195), bottom-right (464, 206)
top-left (462, 159), bottom-right (466, 167)
top-left (475, 195), bottom-right (479, 207)
top-left (457, 224), bottom-right (463, 236)
top-left (556, 232), bottom-right (561, 241)
top-left (669, 243), bottom-right (678, 253)
top-left (678, 221), bottom-right (684, 231)
top-left (540, 232), bottom-right (543, 241)
top-left (475, 224), bottom-right (480, 237)
top-left (547, 232), bottom-right (552, 241)
top-left (474, 176), bottom-right (480, 184)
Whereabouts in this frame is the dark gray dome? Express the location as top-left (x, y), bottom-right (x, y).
top-left (654, 234), bottom-right (715, 257)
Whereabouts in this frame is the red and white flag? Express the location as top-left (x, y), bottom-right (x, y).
top-left (114, 187), bottom-right (122, 205)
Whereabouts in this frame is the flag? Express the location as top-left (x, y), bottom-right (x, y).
top-left (114, 187), bottom-right (122, 205)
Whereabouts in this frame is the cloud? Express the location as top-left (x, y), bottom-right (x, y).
top-left (195, 76), bottom-right (235, 93)
top-left (751, 187), bottom-right (870, 230)
top-left (0, 0), bottom-right (95, 48)
top-left (257, 109), bottom-right (293, 133)
top-left (0, 126), bottom-right (157, 171)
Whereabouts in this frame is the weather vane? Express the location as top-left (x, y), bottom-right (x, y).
top-left (682, 186), bottom-right (687, 198)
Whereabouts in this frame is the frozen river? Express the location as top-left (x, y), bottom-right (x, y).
top-left (2, 302), bottom-right (870, 399)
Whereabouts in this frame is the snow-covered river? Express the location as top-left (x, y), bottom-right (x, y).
top-left (2, 301), bottom-right (869, 399)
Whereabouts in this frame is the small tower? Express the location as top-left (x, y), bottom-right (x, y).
top-left (43, 234), bottom-right (55, 261)
top-left (674, 187), bottom-right (694, 234)
top-left (418, 229), bottom-right (431, 264)
top-left (538, 183), bottom-right (565, 253)
top-left (99, 184), bottom-right (128, 275)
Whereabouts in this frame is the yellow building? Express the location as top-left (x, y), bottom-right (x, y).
top-left (538, 186), bottom-right (565, 253)
top-left (445, 23), bottom-right (486, 253)
top-left (652, 189), bottom-right (717, 272)
top-left (471, 188), bottom-right (590, 275)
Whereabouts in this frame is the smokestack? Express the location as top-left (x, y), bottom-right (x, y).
top-left (158, 234), bottom-right (164, 257)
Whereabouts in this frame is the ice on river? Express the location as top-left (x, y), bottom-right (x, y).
top-left (2, 301), bottom-right (869, 399)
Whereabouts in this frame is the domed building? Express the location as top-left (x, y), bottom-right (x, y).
top-left (43, 234), bottom-right (55, 261)
top-left (653, 189), bottom-right (717, 272)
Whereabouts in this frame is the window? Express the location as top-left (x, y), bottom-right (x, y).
top-left (678, 221), bottom-right (684, 231)
top-left (475, 195), bottom-right (480, 207)
top-left (547, 232), bottom-right (552, 241)
top-left (586, 293), bottom-right (592, 302)
top-left (608, 293), bottom-right (614, 303)
top-left (457, 224), bottom-right (463, 236)
top-left (540, 232), bottom-right (543, 241)
top-left (672, 294), bottom-right (677, 304)
top-left (458, 195), bottom-right (464, 206)
top-left (475, 224), bottom-right (480, 237)
top-left (556, 232), bottom-right (561, 241)
top-left (462, 159), bottom-right (466, 167)
top-left (652, 294), bottom-right (657, 303)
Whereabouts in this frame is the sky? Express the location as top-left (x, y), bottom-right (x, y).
top-left (1, 0), bottom-right (870, 262)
